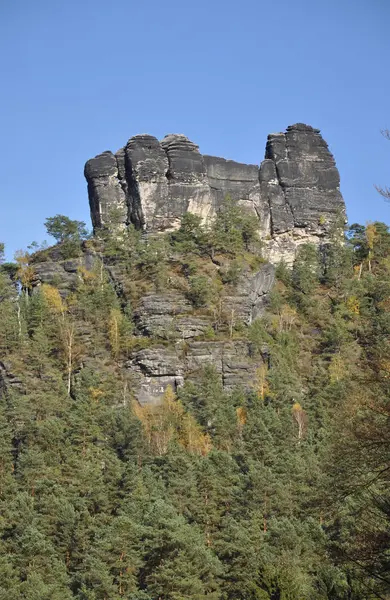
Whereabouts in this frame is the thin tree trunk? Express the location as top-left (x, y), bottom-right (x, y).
top-left (16, 300), bottom-right (22, 339)
top-left (66, 325), bottom-right (74, 396)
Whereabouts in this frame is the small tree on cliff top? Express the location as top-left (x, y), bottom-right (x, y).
top-left (210, 196), bottom-right (261, 256)
top-left (45, 215), bottom-right (88, 244)
top-left (44, 214), bottom-right (89, 258)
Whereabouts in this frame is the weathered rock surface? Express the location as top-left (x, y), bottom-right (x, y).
top-left (161, 135), bottom-right (211, 228)
top-left (125, 346), bottom-right (184, 406)
top-left (221, 263), bottom-right (275, 325)
top-left (134, 293), bottom-right (212, 340)
top-left (262, 123), bottom-right (345, 263)
top-left (125, 339), bottom-right (262, 405)
top-left (204, 155), bottom-right (270, 236)
top-left (84, 151), bottom-right (128, 228)
top-left (125, 135), bottom-right (170, 230)
top-left (184, 340), bottom-right (259, 390)
top-left (85, 123), bottom-right (345, 263)
top-left (31, 253), bottom-right (96, 296)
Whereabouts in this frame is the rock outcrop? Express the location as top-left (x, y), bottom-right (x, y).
top-left (22, 123), bottom-right (346, 406)
top-left (28, 248), bottom-right (273, 405)
top-left (261, 124), bottom-right (344, 262)
top-left (126, 340), bottom-right (264, 406)
top-left (31, 252), bottom-right (96, 296)
top-left (85, 123), bottom-right (345, 263)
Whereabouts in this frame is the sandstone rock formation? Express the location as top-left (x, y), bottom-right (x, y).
top-left (31, 252), bottom-right (96, 296)
top-left (19, 123), bottom-right (345, 406)
top-left (85, 123), bottom-right (345, 263)
top-left (30, 251), bottom-right (273, 405)
top-left (125, 340), bottom-right (264, 406)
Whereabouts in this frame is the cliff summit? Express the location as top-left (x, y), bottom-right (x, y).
top-left (85, 123), bottom-right (345, 263)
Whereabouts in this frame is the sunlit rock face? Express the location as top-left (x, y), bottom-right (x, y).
top-left (84, 123), bottom-right (345, 264)
top-left (261, 124), bottom-right (345, 263)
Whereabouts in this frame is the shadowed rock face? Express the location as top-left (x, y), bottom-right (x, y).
top-left (84, 123), bottom-right (346, 263)
top-left (84, 151), bottom-right (128, 228)
top-left (265, 124), bottom-right (343, 229)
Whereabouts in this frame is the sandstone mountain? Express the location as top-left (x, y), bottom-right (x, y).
top-left (4, 124), bottom-right (346, 406)
top-left (1, 121), bottom-right (388, 600)
top-left (85, 123), bottom-right (345, 264)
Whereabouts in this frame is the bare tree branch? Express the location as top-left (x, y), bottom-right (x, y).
top-left (375, 129), bottom-right (390, 200)
top-left (380, 128), bottom-right (390, 141)
top-left (374, 184), bottom-right (390, 200)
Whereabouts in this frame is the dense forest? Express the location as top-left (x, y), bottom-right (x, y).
top-left (0, 206), bottom-right (389, 599)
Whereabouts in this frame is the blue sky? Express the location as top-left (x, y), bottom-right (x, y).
top-left (1, 0), bottom-right (389, 258)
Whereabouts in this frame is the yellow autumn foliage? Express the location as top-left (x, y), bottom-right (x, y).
top-left (236, 406), bottom-right (247, 427)
top-left (77, 265), bottom-right (97, 283)
top-left (133, 385), bottom-right (211, 456)
top-left (292, 402), bottom-right (307, 442)
top-left (14, 250), bottom-right (36, 291)
top-left (41, 284), bottom-right (66, 315)
top-left (379, 359), bottom-right (390, 379)
top-left (329, 354), bottom-right (345, 383)
top-left (346, 296), bottom-right (360, 316)
top-left (255, 364), bottom-right (270, 401)
top-left (108, 308), bottom-right (124, 359)
top-left (292, 402), bottom-right (302, 413)
top-left (88, 387), bottom-right (105, 402)
top-left (366, 222), bottom-right (378, 251)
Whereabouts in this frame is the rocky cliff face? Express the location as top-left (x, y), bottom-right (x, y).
top-left (85, 123), bottom-right (345, 263)
top-left (29, 251), bottom-right (274, 405)
top-left (15, 123), bottom-right (345, 407)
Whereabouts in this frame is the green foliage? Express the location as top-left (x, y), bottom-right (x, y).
top-left (210, 197), bottom-right (261, 256)
top-left (44, 214), bottom-right (89, 259)
top-left (0, 269), bottom-right (21, 352)
top-left (186, 274), bottom-right (213, 307)
top-left (292, 243), bottom-right (321, 296)
top-left (170, 212), bottom-right (208, 255)
top-left (220, 259), bottom-right (243, 285)
top-left (137, 236), bottom-right (169, 289)
top-left (169, 199), bottom-right (261, 260)
top-left (45, 214), bottom-right (89, 243)
top-left (275, 260), bottom-right (292, 286)
top-left (1, 261), bottom-right (19, 279)
top-left (1, 217), bottom-right (390, 600)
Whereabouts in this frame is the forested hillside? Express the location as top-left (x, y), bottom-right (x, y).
top-left (0, 209), bottom-right (389, 599)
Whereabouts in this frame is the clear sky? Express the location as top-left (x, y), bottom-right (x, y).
top-left (1, 0), bottom-right (389, 258)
